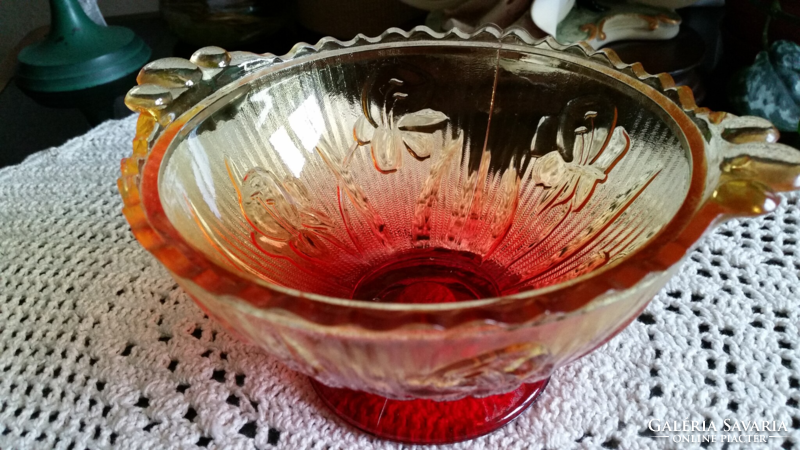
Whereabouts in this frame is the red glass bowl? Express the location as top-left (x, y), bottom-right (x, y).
top-left (119, 27), bottom-right (800, 444)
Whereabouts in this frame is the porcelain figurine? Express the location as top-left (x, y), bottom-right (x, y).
top-left (553, 0), bottom-right (683, 48)
top-left (409, 0), bottom-right (710, 48)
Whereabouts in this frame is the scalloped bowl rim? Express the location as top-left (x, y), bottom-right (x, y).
top-left (138, 25), bottom-right (710, 320)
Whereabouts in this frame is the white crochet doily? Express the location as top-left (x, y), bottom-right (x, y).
top-left (0, 116), bottom-right (798, 450)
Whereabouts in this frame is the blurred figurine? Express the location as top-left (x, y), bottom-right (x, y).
top-left (421, 0), bottom-right (546, 36)
top-left (404, 0), bottom-right (717, 48)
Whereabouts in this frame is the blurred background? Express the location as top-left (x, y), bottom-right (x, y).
top-left (0, 0), bottom-right (798, 168)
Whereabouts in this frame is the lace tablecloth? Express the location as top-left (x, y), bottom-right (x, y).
top-left (1, 117), bottom-right (798, 450)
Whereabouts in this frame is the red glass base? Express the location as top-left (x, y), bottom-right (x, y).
top-left (310, 378), bottom-right (549, 445)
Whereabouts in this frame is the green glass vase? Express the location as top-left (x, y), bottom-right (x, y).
top-left (16, 0), bottom-right (151, 93)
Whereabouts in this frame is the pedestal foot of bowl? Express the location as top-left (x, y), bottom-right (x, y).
top-left (310, 378), bottom-right (549, 445)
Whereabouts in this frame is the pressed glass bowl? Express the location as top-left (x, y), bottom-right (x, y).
top-left (119, 26), bottom-right (800, 444)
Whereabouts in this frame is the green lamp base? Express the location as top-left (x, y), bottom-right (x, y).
top-left (16, 0), bottom-right (151, 93)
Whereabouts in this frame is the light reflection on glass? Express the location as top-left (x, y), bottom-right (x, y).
top-left (251, 89), bottom-right (274, 127)
top-left (188, 128), bottom-right (220, 218)
top-left (288, 95), bottom-right (325, 152)
top-left (269, 126), bottom-right (306, 177)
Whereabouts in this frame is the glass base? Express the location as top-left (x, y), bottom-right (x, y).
top-left (310, 378), bottom-right (549, 445)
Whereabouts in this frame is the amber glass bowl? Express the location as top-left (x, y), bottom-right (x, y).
top-left (120, 26), bottom-right (800, 444)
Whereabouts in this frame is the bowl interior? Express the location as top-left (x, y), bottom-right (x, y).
top-left (156, 44), bottom-right (692, 300)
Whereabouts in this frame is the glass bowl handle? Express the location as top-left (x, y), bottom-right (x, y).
top-left (704, 113), bottom-right (800, 218)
